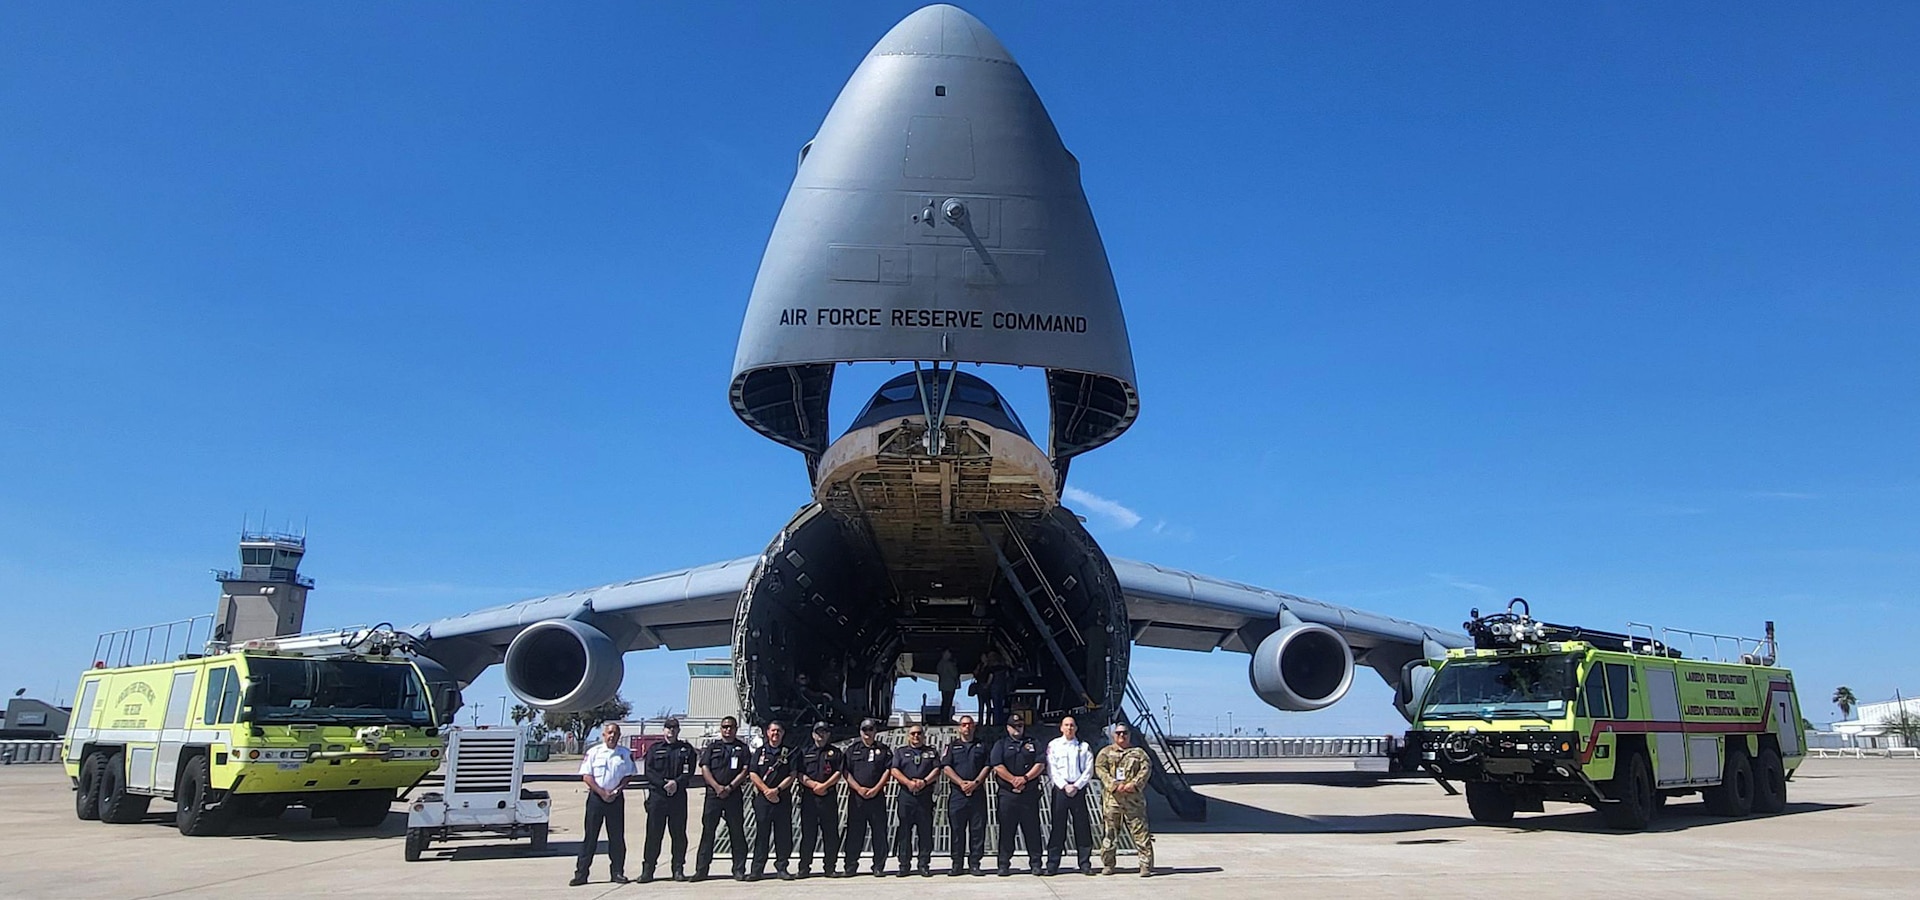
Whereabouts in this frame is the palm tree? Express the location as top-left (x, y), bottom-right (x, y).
top-left (1833, 686), bottom-right (1858, 720)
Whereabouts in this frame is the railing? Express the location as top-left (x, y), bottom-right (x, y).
top-left (1167, 735), bottom-right (1395, 760)
top-left (212, 568), bottom-right (316, 588)
top-left (1625, 621), bottom-right (1773, 664)
top-left (0, 740), bottom-right (64, 764)
top-left (92, 615), bottom-right (216, 668)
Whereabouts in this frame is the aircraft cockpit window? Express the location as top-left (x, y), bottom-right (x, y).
top-left (956, 385), bottom-right (998, 406)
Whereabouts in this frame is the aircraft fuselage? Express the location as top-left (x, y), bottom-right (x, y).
top-left (732, 371), bottom-right (1129, 733)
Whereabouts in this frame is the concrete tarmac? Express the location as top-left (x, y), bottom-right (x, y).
top-left (1, 757), bottom-right (1912, 898)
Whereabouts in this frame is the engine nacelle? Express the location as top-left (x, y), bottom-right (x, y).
top-left (504, 619), bottom-right (624, 712)
top-left (1248, 622), bottom-right (1355, 712)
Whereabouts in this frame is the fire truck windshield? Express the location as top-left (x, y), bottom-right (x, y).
top-left (247, 657), bottom-right (432, 726)
top-left (1421, 654), bottom-right (1580, 719)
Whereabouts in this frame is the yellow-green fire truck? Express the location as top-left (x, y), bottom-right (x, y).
top-left (1402, 600), bottom-right (1805, 831)
top-left (63, 625), bottom-right (446, 836)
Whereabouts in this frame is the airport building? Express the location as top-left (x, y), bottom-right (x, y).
top-left (1828, 695), bottom-right (1920, 748)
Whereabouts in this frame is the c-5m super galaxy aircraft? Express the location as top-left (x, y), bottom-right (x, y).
top-left (411, 5), bottom-right (1467, 739)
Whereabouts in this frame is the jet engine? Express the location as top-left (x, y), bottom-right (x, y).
top-left (503, 618), bottom-right (624, 712)
top-left (1248, 620), bottom-right (1355, 712)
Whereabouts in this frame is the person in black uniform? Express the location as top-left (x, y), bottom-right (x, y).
top-left (693, 716), bottom-right (752, 882)
top-left (639, 718), bottom-right (699, 883)
top-left (990, 718), bottom-right (1045, 876)
top-left (747, 721), bottom-right (797, 881)
top-left (941, 714), bottom-right (991, 876)
top-left (841, 718), bottom-right (892, 876)
top-left (890, 724), bottom-right (940, 877)
top-left (794, 723), bottom-right (844, 878)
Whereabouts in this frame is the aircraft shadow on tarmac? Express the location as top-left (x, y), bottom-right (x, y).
top-left (1152, 794), bottom-right (1475, 836)
top-left (132, 807), bottom-right (408, 841)
top-left (1504, 800), bottom-right (1860, 835)
top-left (1177, 770), bottom-right (1427, 790)
top-left (1152, 793), bottom-right (1860, 837)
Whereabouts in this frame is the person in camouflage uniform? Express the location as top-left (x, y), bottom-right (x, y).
top-left (1093, 723), bottom-right (1153, 876)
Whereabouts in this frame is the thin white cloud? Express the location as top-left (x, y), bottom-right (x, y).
top-left (1742, 490), bottom-right (1822, 501)
top-left (1062, 485), bottom-right (1142, 530)
top-left (1428, 573), bottom-right (1495, 596)
top-left (1150, 519), bottom-right (1195, 541)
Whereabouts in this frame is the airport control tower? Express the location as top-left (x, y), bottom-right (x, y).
top-left (212, 531), bottom-right (313, 644)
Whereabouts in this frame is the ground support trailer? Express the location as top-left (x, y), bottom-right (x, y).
top-left (404, 726), bottom-right (549, 861)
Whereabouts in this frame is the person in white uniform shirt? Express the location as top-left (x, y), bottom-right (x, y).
top-left (573, 721), bottom-right (638, 886)
top-left (1045, 715), bottom-right (1095, 875)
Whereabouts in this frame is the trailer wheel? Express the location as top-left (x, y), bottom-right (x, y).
top-left (98, 751), bottom-right (152, 824)
top-left (75, 752), bottom-right (104, 821)
top-left (530, 822), bottom-right (550, 851)
top-left (1751, 748), bottom-right (1786, 814)
top-left (1704, 749), bottom-right (1755, 817)
top-left (404, 828), bottom-right (428, 862)
top-left (1465, 783), bottom-right (1516, 823)
top-left (176, 756), bottom-right (231, 836)
top-left (1599, 750), bottom-right (1655, 831)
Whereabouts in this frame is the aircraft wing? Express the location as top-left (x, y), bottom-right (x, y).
top-left (1111, 557), bottom-right (1469, 668)
top-left (408, 553), bottom-right (1471, 700)
top-left (409, 556), bottom-right (756, 683)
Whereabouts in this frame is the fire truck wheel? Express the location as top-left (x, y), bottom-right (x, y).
top-left (98, 751), bottom-right (153, 824)
top-left (530, 822), bottom-right (550, 851)
top-left (1464, 782), bottom-right (1516, 824)
top-left (332, 790), bottom-right (396, 828)
top-left (1752, 748), bottom-right (1787, 814)
top-left (75, 752), bottom-right (104, 821)
top-left (1704, 749), bottom-right (1755, 817)
top-left (1599, 750), bottom-right (1654, 831)
top-left (404, 828), bottom-right (427, 861)
top-left (176, 756), bottom-right (232, 836)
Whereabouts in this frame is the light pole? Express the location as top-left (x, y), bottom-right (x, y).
top-left (1164, 693), bottom-right (1174, 736)
top-left (1228, 710), bottom-right (1234, 735)
top-left (469, 702), bottom-right (484, 728)
top-left (498, 695), bottom-right (507, 727)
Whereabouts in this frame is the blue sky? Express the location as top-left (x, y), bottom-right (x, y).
top-left (3, 3), bottom-right (1915, 734)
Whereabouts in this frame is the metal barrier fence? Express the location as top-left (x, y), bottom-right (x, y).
top-left (1810, 747), bottom-right (1920, 760)
top-left (0, 741), bottom-right (63, 765)
top-left (706, 775), bottom-right (1135, 861)
top-left (1167, 736), bottom-right (1393, 760)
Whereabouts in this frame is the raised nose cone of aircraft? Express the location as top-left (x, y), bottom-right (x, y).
top-left (869, 4), bottom-right (1015, 63)
top-left (731, 4), bottom-right (1138, 473)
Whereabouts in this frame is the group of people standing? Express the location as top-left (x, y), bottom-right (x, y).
top-left (571, 713), bottom-right (1155, 886)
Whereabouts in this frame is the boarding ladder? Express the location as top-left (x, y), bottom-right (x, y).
top-left (1122, 677), bottom-right (1208, 821)
top-left (981, 511), bottom-right (1095, 709)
